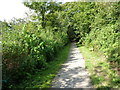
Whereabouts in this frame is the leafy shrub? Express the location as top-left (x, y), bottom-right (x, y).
top-left (2, 20), bottom-right (68, 88)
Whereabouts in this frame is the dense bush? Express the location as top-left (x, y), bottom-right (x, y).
top-left (84, 23), bottom-right (119, 65)
top-left (2, 1), bottom-right (70, 88)
top-left (83, 3), bottom-right (120, 68)
top-left (62, 2), bottom-right (119, 68)
top-left (2, 19), bottom-right (68, 88)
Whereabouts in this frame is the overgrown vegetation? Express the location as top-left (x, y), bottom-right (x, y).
top-left (2, 2), bottom-right (69, 88)
top-left (63, 2), bottom-right (119, 67)
top-left (1, 1), bottom-right (119, 88)
top-left (63, 2), bottom-right (119, 88)
top-left (12, 44), bottom-right (70, 88)
top-left (79, 46), bottom-right (120, 88)
top-left (2, 20), bottom-right (69, 88)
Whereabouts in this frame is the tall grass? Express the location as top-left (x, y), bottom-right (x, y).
top-left (79, 46), bottom-right (120, 88)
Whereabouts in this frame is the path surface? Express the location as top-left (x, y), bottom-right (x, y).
top-left (51, 43), bottom-right (92, 88)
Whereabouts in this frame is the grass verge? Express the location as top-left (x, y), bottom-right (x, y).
top-left (15, 44), bottom-right (70, 88)
top-left (79, 46), bottom-right (120, 88)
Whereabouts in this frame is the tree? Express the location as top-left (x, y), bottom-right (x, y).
top-left (24, 1), bottom-right (62, 28)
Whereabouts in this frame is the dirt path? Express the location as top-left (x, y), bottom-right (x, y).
top-left (51, 43), bottom-right (92, 88)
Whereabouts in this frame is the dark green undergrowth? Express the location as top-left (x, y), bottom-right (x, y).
top-left (79, 46), bottom-right (120, 88)
top-left (64, 2), bottom-right (119, 68)
top-left (2, 19), bottom-right (69, 88)
top-left (13, 43), bottom-right (70, 88)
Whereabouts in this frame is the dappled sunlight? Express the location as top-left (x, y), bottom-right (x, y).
top-left (51, 43), bottom-right (92, 88)
top-left (2, 1), bottom-right (119, 89)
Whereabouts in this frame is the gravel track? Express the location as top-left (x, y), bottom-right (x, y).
top-left (51, 43), bottom-right (92, 88)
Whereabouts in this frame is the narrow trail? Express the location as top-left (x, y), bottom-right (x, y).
top-left (51, 43), bottom-right (92, 88)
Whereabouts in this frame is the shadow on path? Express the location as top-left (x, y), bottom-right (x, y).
top-left (51, 43), bottom-right (92, 88)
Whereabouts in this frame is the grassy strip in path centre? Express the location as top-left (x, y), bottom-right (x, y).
top-left (15, 44), bottom-right (70, 88)
top-left (79, 46), bottom-right (120, 89)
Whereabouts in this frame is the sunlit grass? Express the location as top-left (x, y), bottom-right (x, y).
top-left (79, 46), bottom-right (120, 88)
top-left (15, 44), bottom-right (70, 88)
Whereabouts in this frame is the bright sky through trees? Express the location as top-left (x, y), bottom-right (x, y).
top-left (0, 0), bottom-right (29, 21)
top-left (0, 0), bottom-right (76, 21)
top-left (0, 0), bottom-right (119, 21)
